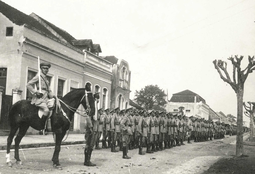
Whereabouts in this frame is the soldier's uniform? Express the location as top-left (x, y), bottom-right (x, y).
top-left (149, 110), bottom-right (156, 152)
top-left (166, 113), bottom-right (172, 148)
top-left (103, 109), bottom-right (111, 148)
top-left (110, 108), bottom-right (120, 152)
top-left (95, 108), bottom-right (104, 149)
top-left (137, 110), bottom-right (146, 155)
top-left (155, 112), bottom-right (160, 150)
top-left (163, 112), bottom-right (168, 149)
top-left (127, 109), bottom-right (135, 150)
top-left (173, 114), bottom-right (178, 146)
top-left (120, 109), bottom-right (132, 159)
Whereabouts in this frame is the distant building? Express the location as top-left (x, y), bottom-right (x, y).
top-left (165, 89), bottom-right (210, 119)
top-left (104, 56), bottom-right (131, 110)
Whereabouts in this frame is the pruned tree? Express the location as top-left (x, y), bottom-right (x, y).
top-left (134, 85), bottom-right (167, 111)
top-left (243, 102), bottom-right (255, 139)
top-left (213, 55), bottom-right (255, 156)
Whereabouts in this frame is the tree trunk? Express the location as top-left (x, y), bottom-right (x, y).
top-left (250, 113), bottom-right (254, 140)
top-left (236, 89), bottom-right (244, 156)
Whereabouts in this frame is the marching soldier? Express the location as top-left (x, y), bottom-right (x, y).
top-left (176, 115), bottom-right (181, 146)
top-left (173, 114), bottom-right (178, 147)
top-left (166, 113), bottom-right (172, 148)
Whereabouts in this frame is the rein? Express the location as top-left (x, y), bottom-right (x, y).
top-left (55, 91), bottom-right (92, 142)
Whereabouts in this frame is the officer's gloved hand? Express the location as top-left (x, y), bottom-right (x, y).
top-left (35, 92), bottom-right (43, 98)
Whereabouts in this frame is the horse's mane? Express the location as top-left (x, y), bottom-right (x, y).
top-left (62, 88), bottom-right (86, 100)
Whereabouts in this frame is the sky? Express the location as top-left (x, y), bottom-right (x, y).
top-left (3, 0), bottom-right (255, 120)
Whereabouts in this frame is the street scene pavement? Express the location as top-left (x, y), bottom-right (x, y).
top-left (0, 133), bottom-right (253, 174)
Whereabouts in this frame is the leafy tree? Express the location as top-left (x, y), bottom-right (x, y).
top-left (213, 55), bottom-right (255, 156)
top-left (134, 85), bottom-right (167, 111)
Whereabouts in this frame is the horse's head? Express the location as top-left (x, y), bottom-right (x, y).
top-left (80, 89), bottom-right (95, 117)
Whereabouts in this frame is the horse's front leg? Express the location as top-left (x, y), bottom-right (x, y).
top-left (52, 131), bottom-right (66, 169)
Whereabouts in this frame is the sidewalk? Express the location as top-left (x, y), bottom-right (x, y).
top-left (0, 133), bottom-right (85, 151)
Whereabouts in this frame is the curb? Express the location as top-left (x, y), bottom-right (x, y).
top-left (0, 141), bottom-right (85, 150)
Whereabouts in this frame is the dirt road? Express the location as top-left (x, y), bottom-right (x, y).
top-left (0, 135), bottom-right (240, 174)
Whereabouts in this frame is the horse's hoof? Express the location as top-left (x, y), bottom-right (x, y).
top-left (16, 160), bottom-right (22, 165)
top-left (7, 162), bottom-right (12, 167)
top-left (53, 164), bottom-right (63, 170)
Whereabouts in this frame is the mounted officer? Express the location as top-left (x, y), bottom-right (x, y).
top-left (27, 62), bottom-right (55, 134)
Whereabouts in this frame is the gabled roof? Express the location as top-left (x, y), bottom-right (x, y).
top-left (92, 44), bottom-right (102, 53)
top-left (104, 56), bottom-right (118, 64)
top-left (170, 89), bottom-right (206, 103)
top-left (30, 13), bottom-right (76, 46)
top-left (72, 39), bottom-right (93, 46)
top-left (0, 1), bottom-right (57, 39)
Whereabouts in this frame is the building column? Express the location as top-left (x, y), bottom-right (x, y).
top-left (0, 86), bottom-right (4, 122)
top-left (12, 89), bottom-right (22, 104)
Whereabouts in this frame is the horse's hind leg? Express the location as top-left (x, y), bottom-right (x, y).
top-left (14, 124), bottom-right (29, 164)
top-left (6, 126), bottom-right (18, 166)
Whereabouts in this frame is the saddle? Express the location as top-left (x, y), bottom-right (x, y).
top-left (38, 97), bottom-right (61, 119)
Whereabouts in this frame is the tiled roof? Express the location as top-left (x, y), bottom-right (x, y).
top-left (170, 89), bottom-right (206, 103)
top-left (0, 1), bottom-right (57, 39)
top-left (104, 56), bottom-right (118, 64)
top-left (72, 39), bottom-right (93, 46)
top-left (30, 13), bottom-right (76, 46)
top-left (92, 44), bottom-right (102, 53)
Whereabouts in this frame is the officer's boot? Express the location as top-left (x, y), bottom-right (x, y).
top-left (123, 146), bottom-right (131, 159)
top-left (139, 146), bottom-right (145, 155)
top-left (84, 148), bottom-right (96, 166)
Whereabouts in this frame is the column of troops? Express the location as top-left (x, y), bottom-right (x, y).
top-left (93, 107), bottom-right (227, 159)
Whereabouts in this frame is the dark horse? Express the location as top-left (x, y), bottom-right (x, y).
top-left (6, 88), bottom-right (95, 169)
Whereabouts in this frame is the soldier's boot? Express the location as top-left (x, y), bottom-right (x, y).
top-left (168, 141), bottom-right (172, 148)
top-left (166, 141), bottom-right (169, 148)
top-left (146, 144), bottom-right (153, 153)
top-left (155, 142), bottom-right (158, 151)
top-left (120, 142), bottom-right (123, 151)
top-left (158, 142), bottom-right (163, 151)
top-left (95, 141), bottom-right (100, 149)
top-left (175, 139), bottom-right (179, 146)
top-left (210, 136), bottom-right (212, 141)
top-left (164, 141), bottom-right (168, 149)
top-left (188, 137), bottom-right (191, 144)
top-left (151, 143), bottom-right (156, 152)
top-left (111, 143), bottom-right (118, 152)
top-left (108, 140), bottom-right (111, 149)
top-left (123, 146), bottom-right (131, 159)
top-left (139, 146), bottom-right (145, 155)
top-left (181, 139), bottom-right (185, 145)
top-left (84, 148), bottom-right (96, 166)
